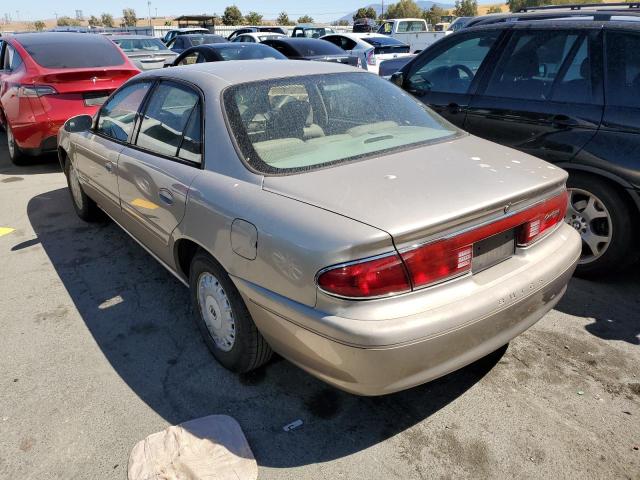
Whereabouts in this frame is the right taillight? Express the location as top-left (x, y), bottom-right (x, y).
top-left (516, 190), bottom-right (568, 246)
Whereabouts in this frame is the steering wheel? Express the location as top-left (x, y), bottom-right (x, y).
top-left (448, 64), bottom-right (474, 82)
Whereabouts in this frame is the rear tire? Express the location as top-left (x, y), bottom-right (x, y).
top-left (64, 156), bottom-right (103, 222)
top-left (566, 173), bottom-right (637, 277)
top-left (190, 251), bottom-right (272, 373)
top-left (6, 124), bottom-right (25, 165)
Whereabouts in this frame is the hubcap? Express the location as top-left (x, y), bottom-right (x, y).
top-left (565, 188), bottom-right (612, 264)
top-left (69, 163), bottom-right (84, 209)
top-left (197, 272), bottom-right (235, 352)
top-left (7, 127), bottom-right (15, 158)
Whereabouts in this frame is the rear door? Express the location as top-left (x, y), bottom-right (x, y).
top-left (402, 29), bottom-right (503, 127)
top-left (117, 80), bottom-right (203, 262)
top-left (464, 27), bottom-right (604, 164)
top-left (74, 81), bottom-right (152, 218)
top-left (0, 42), bottom-right (26, 130)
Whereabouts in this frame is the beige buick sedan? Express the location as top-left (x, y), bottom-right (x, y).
top-left (58, 61), bottom-right (581, 395)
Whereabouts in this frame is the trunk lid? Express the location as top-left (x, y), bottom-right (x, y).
top-left (33, 68), bottom-right (140, 94)
top-left (263, 135), bottom-right (567, 247)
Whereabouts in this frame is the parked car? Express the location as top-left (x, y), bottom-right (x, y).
top-left (162, 28), bottom-right (210, 45)
top-left (170, 43), bottom-right (286, 66)
top-left (0, 32), bottom-right (139, 164)
top-left (227, 27), bottom-right (287, 42)
top-left (112, 35), bottom-right (178, 70)
top-left (446, 16), bottom-right (473, 34)
top-left (261, 38), bottom-right (359, 67)
top-left (322, 33), bottom-right (411, 75)
top-left (58, 60), bottom-right (580, 395)
top-left (377, 18), bottom-right (446, 53)
top-left (391, 19), bottom-right (640, 275)
top-left (231, 32), bottom-right (286, 44)
top-left (353, 18), bottom-right (379, 33)
top-left (378, 55), bottom-right (416, 79)
top-left (167, 34), bottom-right (227, 54)
top-left (291, 25), bottom-right (336, 38)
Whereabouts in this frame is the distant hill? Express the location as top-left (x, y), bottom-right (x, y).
top-left (337, 1), bottom-right (456, 23)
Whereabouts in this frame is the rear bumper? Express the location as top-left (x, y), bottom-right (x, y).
top-left (234, 224), bottom-right (581, 395)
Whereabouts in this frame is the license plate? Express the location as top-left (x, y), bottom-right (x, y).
top-left (83, 93), bottom-right (109, 106)
top-left (472, 229), bottom-right (515, 273)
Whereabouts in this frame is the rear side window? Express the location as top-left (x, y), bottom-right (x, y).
top-left (605, 31), bottom-right (640, 108)
top-left (3, 44), bottom-right (23, 71)
top-left (97, 82), bottom-right (151, 142)
top-left (18, 34), bottom-right (125, 68)
top-left (135, 82), bottom-right (201, 162)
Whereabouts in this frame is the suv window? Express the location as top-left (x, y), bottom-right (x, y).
top-left (605, 31), bottom-right (640, 108)
top-left (484, 30), bottom-right (584, 101)
top-left (407, 32), bottom-right (500, 95)
top-left (96, 82), bottom-right (151, 142)
top-left (135, 82), bottom-right (201, 161)
top-left (550, 35), bottom-right (592, 103)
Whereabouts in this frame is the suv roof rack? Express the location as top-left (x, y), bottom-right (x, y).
top-left (518, 2), bottom-right (640, 12)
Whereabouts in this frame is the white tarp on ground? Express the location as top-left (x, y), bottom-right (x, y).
top-left (128, 414), bottom-right (258, 480)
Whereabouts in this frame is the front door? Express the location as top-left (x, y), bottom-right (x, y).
top-left (402, 30), bottom-right (503, 128)
top-left (116, 80), bottom-right (203, 263)
top-left (464, 28), bottom-right (604, 165)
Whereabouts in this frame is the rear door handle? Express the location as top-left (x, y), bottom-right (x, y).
top-left (551, 115), bottom-right (578, 128)
top-left (158, 188), bottom-right (174, 206)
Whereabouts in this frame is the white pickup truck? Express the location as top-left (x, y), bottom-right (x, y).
top-left (377, 18), bottom-right (446, 53)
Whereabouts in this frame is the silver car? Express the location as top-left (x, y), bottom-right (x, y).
top-left (111, 35), bottom-right (178, 70)
top-left (57, 61), bottom-right (581, 395)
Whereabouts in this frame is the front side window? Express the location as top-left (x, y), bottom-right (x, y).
top-left (407, 32), bottom-right (499, 95)
top-left (605, 31), bottom-right (640, 108)
top-left (224, 72), bottom-right (458, 174)
top-left (96, 82), bottom-right (151, 142)
top-left (135, 82), bottom-right (201, 160)
top-left (484, 30), bottom-right (583, 101)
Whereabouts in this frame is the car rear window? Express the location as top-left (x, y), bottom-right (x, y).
top-left (189, 35), bottom-right (227, 46)
top-left (223, 72), bottom-right (458, 174)
top-left (361, 37), bottom-right (410, 54)
top-left (291, 41), bottom-right (345, 56)
top-left (217, 45), bottom-right (286, 61)
top-left (17, 34), bottom-right (125, 68)
top-left (114, 38), bottom-right (169, 52)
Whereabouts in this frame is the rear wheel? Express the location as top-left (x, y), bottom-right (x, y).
top-left (64, 156), bottom-right (102, 222)
top-left (566, 174), bottom-right (637, 277)
top-left (189, 251), bottom-right (272, 373)
top-left (6, 125), bottom-right (25, 165)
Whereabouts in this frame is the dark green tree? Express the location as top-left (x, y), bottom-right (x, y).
top-left (122, 8), bottom-right (137, 27)
top-left (297, 15), bottom-right (314, 23)
top-left (277, 11), bottom-right (293, 25)
top-left (244, 11), bottom-right (263, 25)
top-left (222, 5), bottom-right (244, 25)
top-left (386, 0), bottom-right (422, 18)
top-left (453, 0), bottom-right (478, 16)
top-left (101, 13), bottom-right (115, 27)
top-left (423, 5), bottom-right (448, 25)
top-left (353, 6), bottom-right (378, 21)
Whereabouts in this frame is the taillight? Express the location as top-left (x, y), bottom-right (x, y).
top-left (318, 190), bottom-right (568, 299)
top-left (18, 85), bottom-right (58, 97)
top-left (366, 49), bottom-right (376, 66)
top-left (317, 253), bottom-right (411, 298)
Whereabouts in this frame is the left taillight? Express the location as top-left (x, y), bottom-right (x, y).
top-left (18, 85), bottom-right (58, 97)
top-left (366, 49), bottom-right (376, 66)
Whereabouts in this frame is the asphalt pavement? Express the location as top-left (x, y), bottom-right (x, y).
top-left (0, 133), bottom-right (638, 479)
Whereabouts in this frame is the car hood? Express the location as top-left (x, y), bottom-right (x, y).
top-left (262, 134), bottom-right (567, 246)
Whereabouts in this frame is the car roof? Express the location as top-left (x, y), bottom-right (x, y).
top-left (173, 27), bottom-right (209, 32)
top-left (463, 18), bottom-right (640, 31)
top-left (139, 59), bottom-right (361, 87)
top-left (266, 37), bottom-right (329, 46)
top-left (10, 31), bottom-right (115, 46)
top-left (180, 34), bottom-right (226, 38)
top-left (112, 35), bottom-right (160, 40)
top-left (195, 43), bottom-right (273, 50)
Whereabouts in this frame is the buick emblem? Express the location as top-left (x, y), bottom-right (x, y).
top-left (504, 203), bottom-right (511, 214)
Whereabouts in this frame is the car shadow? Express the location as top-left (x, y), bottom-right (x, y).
top-left (26, 187), bottom-right (506, 469)
top-left (0, 132), bottom-right (61, 176)
top-left (555, 269), bottom-right (640, 345)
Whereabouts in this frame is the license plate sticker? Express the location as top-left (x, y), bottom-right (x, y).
top-left (472, 229), bottom-right (515, 273)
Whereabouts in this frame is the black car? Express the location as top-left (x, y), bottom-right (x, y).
top-left (227, 26), bottom-right (287, 41)
top-left (261, 38), bottom-right (359, 67)
top-left (167, 34), bottom-right (228, 54)
top-left (392, 19), bottom-right (640, 275)
top-left (171, 43), bottom-right (286, 66)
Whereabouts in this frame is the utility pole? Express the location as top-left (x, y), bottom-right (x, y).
top-left (147, 1), bottom-right (152, 27)
top-left (381, 0), bottom-right (384, 19)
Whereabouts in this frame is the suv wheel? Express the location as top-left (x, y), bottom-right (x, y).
top-left (566, 174), bottom-right (637, 276)
top-left (6, 125), bottom-right (24, 165)
top-left (189, 251), bottom-right (272, 373)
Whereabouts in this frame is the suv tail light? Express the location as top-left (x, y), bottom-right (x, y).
top-left (318, 191), bottom-right (568, 299)
top-left (18, 85), bottom-right (58, 97)
top-left (366, 49), bottom-right (376, 66)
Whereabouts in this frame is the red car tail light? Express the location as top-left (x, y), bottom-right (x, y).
top-left (318, 190), bottom-right (568, 299)
top-left (366, 49), bottom-right (376, 66)
top-left (317, 254), bottom-right (411, 298)
top-left (18, 85), bottom-right (58, 97)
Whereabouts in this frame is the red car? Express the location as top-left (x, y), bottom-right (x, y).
top-left (0, 32), bottom-right (140, 164)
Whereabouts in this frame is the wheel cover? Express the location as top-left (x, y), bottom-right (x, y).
top-left (565, 188), bottom-right (612, 264)
top-left (68, 163), bottom-right (84, 209)
top-left (197, 272), bottom-right (236, 352)
top-left (7, 126), bottom-right (15, 158)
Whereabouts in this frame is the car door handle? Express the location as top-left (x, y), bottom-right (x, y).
top-left (158, 188), bottom-right (174, 206)
top-left (551, 115), bottom-right (578, 128)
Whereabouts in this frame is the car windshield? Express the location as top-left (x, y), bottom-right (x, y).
top-left (189, 35), bottom-right (226, 46)
top-left (17, 34), bottom-right (125, 68)
top-left (259, 34), bottom-right (284, 41)
top-left (114, 38), bottom-right (169, 52)
top-left (224, 72), bottom-right (458, 174)
top-left (217, 46), bottom-right (286, 60)
top-left (297, 28), bottom-right (334, 38)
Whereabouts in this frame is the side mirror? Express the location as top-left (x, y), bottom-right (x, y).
top-left (64, 114), bottom-right (93, 133)
top-left (390, 71), bottom-right (404, 87)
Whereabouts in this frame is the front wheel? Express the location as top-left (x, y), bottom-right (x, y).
top-left (189, 251), bottom-right (272, 373)
top-left (64, 156), bottom-right (103, 222)
top-left (566, 174), bottom-right (637, 277)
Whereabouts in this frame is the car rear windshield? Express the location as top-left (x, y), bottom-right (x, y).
top-left (113, 38), bottom-right (169, 52)
top-left (224, 72), bottom-right (458, 174)
top-left (218, 46), bottom-right (286, 60)
top-left (291, 41), bottom-right (344, 56)
top-left (18, 34), bottom-right (125, 68)
top-left (190, 35), bottom-right (227, 46)
top-left (361, 37), bottom-right (410, 54)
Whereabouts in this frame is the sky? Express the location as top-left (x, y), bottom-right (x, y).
top-left (5, 0), bottom-right (386, 23)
